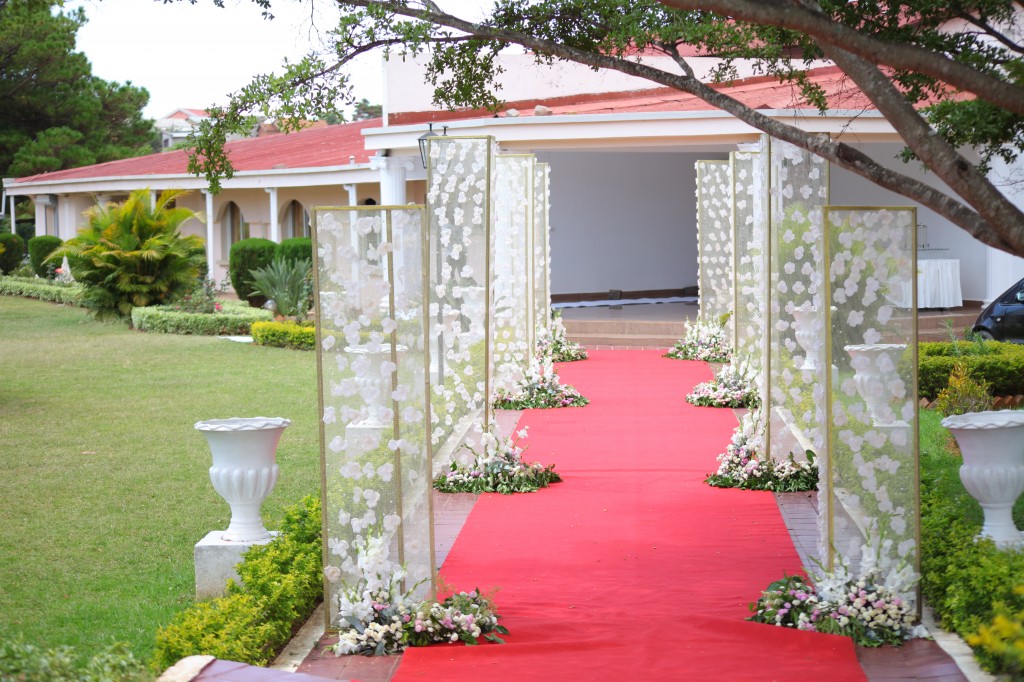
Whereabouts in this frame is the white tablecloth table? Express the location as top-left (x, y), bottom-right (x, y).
top-left (918, 259), bottom-right (963, 308)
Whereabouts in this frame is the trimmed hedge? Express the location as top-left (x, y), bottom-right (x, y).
top-left (131, 303), bottom-right (271, 335)
top-left (0, 232), bottom-right (25, 274)
top-left (0, 276), bottom-right (84, 305)
top-left (0, 637), bottom-right (148, 682)
top-left (917, 341), bottom-right (1024, 400)
top-left (251, 320), bottom-right (315, 350)
top-left (278, 237), bottom-right (312, 265)
top-left (152, 496), bottom-right (322, 670)
top-left (27, 235), bottom-right (63, 277)
top-left (229, 238), bottom-right (276, 306)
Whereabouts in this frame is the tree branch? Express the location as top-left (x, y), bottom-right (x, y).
top-left (657, 0), bottom-right (1024, 116)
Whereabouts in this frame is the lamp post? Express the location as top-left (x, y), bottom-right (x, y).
top-left (417, 123), bottom-right (449, 168)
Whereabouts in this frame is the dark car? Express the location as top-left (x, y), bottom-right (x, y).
top-left (973, 276), bottom-right (1024, 342)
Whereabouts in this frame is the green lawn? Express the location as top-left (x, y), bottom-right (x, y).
top-left (0, 297), bottom-right (321, 662)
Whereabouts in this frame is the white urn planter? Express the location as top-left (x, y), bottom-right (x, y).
top-left (790, 303), bottom-right (821, 371)
top-left (195, 417), bottom-right (290, 542)
top-left (942, 410), bottom-right (1024, 548)
top-left (844, 344), bottom-right (906, 425)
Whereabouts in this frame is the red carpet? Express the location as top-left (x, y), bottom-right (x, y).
top-left (393, 350), bottom-right (865, 681)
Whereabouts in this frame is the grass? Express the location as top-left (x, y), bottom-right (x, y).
top-left (0, 297), bottom-right (321, 663)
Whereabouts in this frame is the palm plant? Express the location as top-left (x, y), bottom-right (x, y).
top-left (246, 256), bottom-right (312, 319)
top-left (47, 189), bottom-right (205, 322)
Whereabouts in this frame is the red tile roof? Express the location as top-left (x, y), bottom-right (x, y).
top-left (14, 118), bottom-right (381, 184)
top-left (390, 66), bottom-right (873, 125)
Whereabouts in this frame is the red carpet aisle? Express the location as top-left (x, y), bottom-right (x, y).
top-left (393, 350), bottom-right (866, 681)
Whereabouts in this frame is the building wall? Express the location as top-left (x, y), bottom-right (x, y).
top-left (536, 150), bottom-right (719, 296)
top-left (831, 142), bottom-right (990, 302)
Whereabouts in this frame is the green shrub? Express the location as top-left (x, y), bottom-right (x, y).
top-left (151, 496), bottom-right (321, 671)
top-left (920, 410), bottom-right (1024, 675)
top-left (917, 341), bottom-right (1024, 400)
top-left (250, 320), bottom-right (316, 350)
top-left (277, 237), bottom-right (312, 265)
top-left (0, 635), bottom-right (148, 682)
top-left (229, 238), bottom-right (277, 306)
top-left (247, 256), bottom-right (312, 318)
top-left (47, 189), bottom-right (205, 322)
top-left (934, 361), bottom-right (993, 416)
top-left (130, 304), bottom-right (271, 335)
top-left (0, 231), bottom-right (26, 274)
top-left (0, 276), bottom-right (84, 305)
top-left (27, 235), bottom-right (63, 277)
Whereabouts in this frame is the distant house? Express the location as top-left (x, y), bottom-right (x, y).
top-left (5, 57), bottom-right (1023, 303)
top-left (154, 108), bottom-right (213, 150)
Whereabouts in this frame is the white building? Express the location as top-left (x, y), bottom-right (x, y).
top-left (5, 56), bottom-right (1023, 303)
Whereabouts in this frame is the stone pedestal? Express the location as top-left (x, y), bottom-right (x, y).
top-left (194, 530), bottom-right (278, 600)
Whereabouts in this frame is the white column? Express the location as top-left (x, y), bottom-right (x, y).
top-left (149, 190), bottom-right (158, 208)
top-left (203, 190), bottom-right (216, 277)
top-left (369, 156), bottom-right (415, 205)
top-left (9, 194), bottom-right (14, 233)
top-left (34, 197), bottom-right (47, 236)
top-left (265, 188), bottom-right (280, 242)
top-left (343, 183), bottom-right (358, 206)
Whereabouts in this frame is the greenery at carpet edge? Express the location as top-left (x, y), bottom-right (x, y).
top-left (492, 388), bottom-right (589, 410)
top-left (546, 340), bottom-right (588, 363)
top-left (131, 303), bottom-right (272, 335)
top-left (918, 409), bottom-right (1024, 675)
top-left (152, 496), bottom-right (322, 670)
top-left (434, 460), bottom-right (561, 494)
top-left (0, 637), bottom-right (148, 682)
top-left (684, 390), bottom-right (759, 409)
top-left (705, 451), bottom-right (818, 492)
top-left (0, 297), bottom-right (321, 663)
top-left (538, 312), bottom-right (588, 363)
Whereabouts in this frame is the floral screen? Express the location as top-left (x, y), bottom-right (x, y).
top-left (765, 137), bottom-right (829, 466)
top-left (312, 206), bottom-right (435, 628)
top-left (533, 162), bottom-right (552, 338)
top-left (731, 149), bottom-right (767, 384)
top-left (696, 160), bottom-right (734, 338)
top-left (425, 136), bottom-right (494, 476)
top-left (493, 154), bottom-right (536, 394)
top-left (825, 207), bottom-right (919, 601)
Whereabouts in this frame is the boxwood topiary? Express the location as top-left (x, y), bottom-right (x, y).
top-left (228, 238), bottom-right (276, 306)
top-left (277, 237), bottom-right (312, 266)
top-left (0, 232), bottom-right (26, 274)
top-left (250, 320), bottom-right (316, 350)
top-left (27, 235), bottom-right (63, 277)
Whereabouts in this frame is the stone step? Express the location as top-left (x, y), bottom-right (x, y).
top-left (561, 319), bottom-right (687, 336)
top-left (566, 332), bottom-right (678, 348)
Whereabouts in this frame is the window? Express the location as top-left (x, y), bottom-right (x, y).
top-left (282, 200), bottom-right (309, 239)
top-left (221, 201), bottom-right (248, 247)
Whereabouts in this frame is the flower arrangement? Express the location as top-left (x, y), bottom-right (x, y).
top-left (749, 537), bottom-right (923, 647)
top-left (665, 314), bottom-right (732, 363)
top-left (434, 424), bottom-right (561, 494)
top-left (685, 356), bottom-right (759, 408)
top-left (704, 409), bottom-right (818, 492)
top-left (537, 311), bottom-right (588, 362)
top-left (493, 356), bottom-right (589, 409)
top-left (329, 533), bottom-right (508, 656)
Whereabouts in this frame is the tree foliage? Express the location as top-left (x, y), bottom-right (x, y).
top-left (48, 189), bottom-right (206, 322)
top-left (186, 0), bottom-right (1024, 257)
top-left (0, 0), bottom-right (155, 178)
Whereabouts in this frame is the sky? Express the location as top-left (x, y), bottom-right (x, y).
top-left (69, 0), bottom-right (489, 121)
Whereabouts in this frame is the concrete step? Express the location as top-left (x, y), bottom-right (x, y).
top-left (566, 332), bottom-right (678, 348)
top-left (562, 319), bottom-right (687, 337)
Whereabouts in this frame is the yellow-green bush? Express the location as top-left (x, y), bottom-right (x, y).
top-left (251, 320), bottom-right (315, 350)
top-left (968, 594), bottom-right (1024, 678)
top-left (151, 496), bottom-right (321, 671)
top-left (934, 361), bottom-right (993, 416)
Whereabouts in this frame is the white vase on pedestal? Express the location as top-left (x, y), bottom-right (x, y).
top-left (844, 344), bottom-right (907, 425)
top-left (194, 417), bottom-right (290, 542)
top-left (942, 410), bottom-right (1024, 548)
top-left (790, 303), bottom-right (820, 371)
